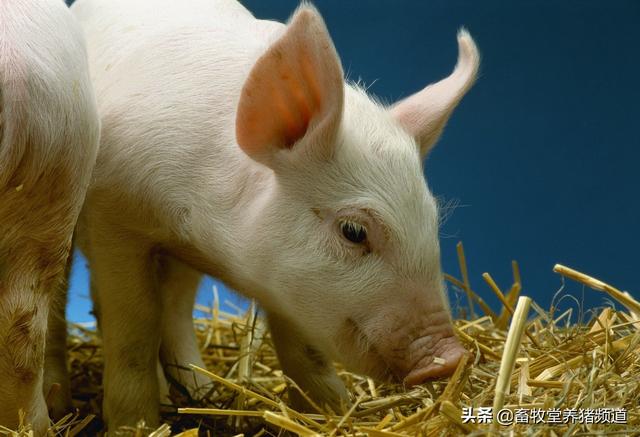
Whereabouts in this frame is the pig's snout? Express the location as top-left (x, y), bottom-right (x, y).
top-left (338, 308), bottom-right (468, 385)
top-left (403, 335), bottom-right (468, 386)
top-left (385, 308), bottom-right (469, 385)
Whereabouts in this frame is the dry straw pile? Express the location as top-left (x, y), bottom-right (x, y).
top-left (7, 243), bottom-right (639, 436)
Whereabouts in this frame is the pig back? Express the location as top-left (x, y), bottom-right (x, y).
top-left (0, 0), bottom-right (99, 190)
top-left (71, 0), bottom-right (284, 231)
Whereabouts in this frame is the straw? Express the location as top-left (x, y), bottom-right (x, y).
top-left (23, 248), bottom-right (639, 436)
top-left (491, 296), bottom-right (532, 432)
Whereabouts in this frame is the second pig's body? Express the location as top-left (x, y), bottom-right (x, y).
top-left (71, 0), bottom-right (478, 430)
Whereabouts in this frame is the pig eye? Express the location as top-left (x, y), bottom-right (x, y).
top-left (340, 220), bottom-right (367, 244)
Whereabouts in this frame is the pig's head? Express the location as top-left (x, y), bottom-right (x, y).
top-left (235, 6), bottom-right (479, 385)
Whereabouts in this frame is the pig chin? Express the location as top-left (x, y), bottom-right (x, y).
top-left (335, 312), bottom-right (468, 385)
top-left (333, 318), bottom-right (396, 382)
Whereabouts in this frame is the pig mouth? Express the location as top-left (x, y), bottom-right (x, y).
top-left (403, 335), bottom-right (468, 385)
top-left (336, 317), bottom-right (468, 385)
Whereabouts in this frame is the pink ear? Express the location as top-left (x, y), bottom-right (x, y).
top-left (236, 5), bottom-right (344, 166)
top-left (391, 29), bottom-right (480, 158)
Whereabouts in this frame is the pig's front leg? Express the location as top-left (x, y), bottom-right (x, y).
top-left (158, 256), bottom-right (210, 399)
top-left (88, 226), bottom-right (162, 429)
top-left (267, 312), bottom-right (350, 413)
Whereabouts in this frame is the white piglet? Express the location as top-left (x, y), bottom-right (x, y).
top-left (0, 0), bottom-right (100, 433)
top-left (70, 0), bottom-right (479, 429)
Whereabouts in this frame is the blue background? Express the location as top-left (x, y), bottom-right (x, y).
top-left (67, 0), bottom-right (639, 323)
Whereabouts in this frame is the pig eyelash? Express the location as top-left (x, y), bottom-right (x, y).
top-left (339, 220), bottom-right (367, 244)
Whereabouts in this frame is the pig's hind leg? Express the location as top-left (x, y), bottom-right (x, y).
top-left (0, 252), bottom-right (52, 434)
top-left (43, 256), bottom-right (73, 420)
top-left (0, 193), bottom-right (76, 433)
top-left (267, 312), bottom-right (350, 413)
top-left (158, 256), bottom-right (211, 401)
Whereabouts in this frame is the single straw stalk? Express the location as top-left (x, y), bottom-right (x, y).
top-left (491, 296), bottom-right (532, 433)
top-left (554, 264), bottom-right (640, 314)
top-left (456, 242), bottom-right (476, 319)
top-left (177, 408), bottom-right (264, 417)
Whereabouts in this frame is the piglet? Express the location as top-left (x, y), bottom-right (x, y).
top-left (0, 0), bottom-right (100, 433)
top-left (70, 0), bottom-right (479, 429)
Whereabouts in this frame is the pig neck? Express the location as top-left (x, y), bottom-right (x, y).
top-left (171, 149), bottom-right (278, 303)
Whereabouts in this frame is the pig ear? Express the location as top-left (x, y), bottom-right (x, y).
top-left (390, 29), bottom-right (479, 158)
top-left (235, 5), bottom-right (344, 167)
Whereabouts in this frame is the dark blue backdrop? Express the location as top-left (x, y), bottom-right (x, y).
top-left (67, 0), bottom-right (640, 322)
